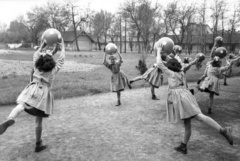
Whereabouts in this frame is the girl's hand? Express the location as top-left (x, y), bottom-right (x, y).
top-left (58, 38), bottom-right (64, 46)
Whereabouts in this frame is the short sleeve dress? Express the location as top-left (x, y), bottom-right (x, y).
top-left (103, 60), bottom-right (129, 92)
top-left (222, 59), bottom-right (232, 77)
top-left (199, 62), bottom-right (232, 96)
top-left (141, 65), bottom-right (163, 88)
top-left (157, 58), bottom-right (202, 123)
top-left (17, 50), bottom-right (65, 116)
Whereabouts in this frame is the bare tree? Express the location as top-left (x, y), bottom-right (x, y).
top-left (121, 0), bottom-right (157, 53)
top-left (92, 10), bottom-right (114, 50)
top-left (19, 7), bottom-right (49, 45)
top-left (164, 2), bottom-right (180, 42)
top-left (164, 1), bottom-right (196, 46)
top-left (210, 0), bottom-right (226, 41)
top-left (197, 0), bottom-right (207, 53)
top-left (44, 1), bottom-right (71, 31)
top-left (227, 4), bottom-right (240, 52)
top-left (65, 0), bottom-right (88, 51)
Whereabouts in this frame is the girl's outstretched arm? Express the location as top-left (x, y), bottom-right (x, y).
top-left (103, 52), bottom-right (107, 64)
top-left (220, 55), bottom-right (240, 73)
top-left (182, 58), bottom-right (198, 73)
top-left (210, 41), bottom-right (217, 60)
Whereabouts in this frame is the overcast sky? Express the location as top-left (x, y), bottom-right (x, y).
top-left (0, 0), bottom-right (125, 25)
top-left (0, 0), bottom-right (238, 27)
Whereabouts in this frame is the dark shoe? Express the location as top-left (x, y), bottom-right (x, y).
top-left (152, 95), bottom-right (159, 100)
top-left (115, 101), bottom-right (121, 106)
top-left (129, 80), bottom-right (134, 84)
top-left (220, 127), bottom-right (233, 145)
top-left (190, 89), bottom-right (194, 95)
top-left (0, 119), bottom-right (15, 135)
top-left (223, 83), bottom-right (228, 86)
top-left (128, 83), bottom-right (132, 89)
top-left (35, 140), bottom-right (47, 152)
top-left (208, 108), bottom-right (212, 114)
top-left (174, 143), bottom-right (187, 154)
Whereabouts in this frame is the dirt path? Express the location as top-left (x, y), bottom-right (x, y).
top-left (0, 78), bottom-right (239, 161)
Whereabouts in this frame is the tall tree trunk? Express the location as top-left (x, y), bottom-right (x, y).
top-left (97, 37), bottom-right (101, 50)
top-left (137, 31), bottom-right (141, 53)
top-left (120, 17), bottom-right (122, 53)
top-left (72, 11), bottom-right (80, 51)
top-left (104, 34), bottom-right (107, 44)
top-left (124, 18), bottom-right (127, 53)
top-left (151, 34), bottom-right (156, 54)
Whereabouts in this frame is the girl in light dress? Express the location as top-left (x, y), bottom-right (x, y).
top-left (103, 51), bottom-right (131, 106)
top-left (223, 53), bottom-right (236, 86)
top-left (197, 38), bottom-right (239, 114)
top-left (129, 63), bottom-right (163, 100)
top-left (156, 45), bottom-right (234, 154)
top-left (0, 39), bottom-right (65, 152)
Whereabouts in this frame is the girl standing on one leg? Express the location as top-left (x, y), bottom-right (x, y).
top-left (197, 55), bottom-right (240, 114)
top-left (223, 53), bottom-right (236, 86)
top-left (156, 46), bottom-right (233, 155)
top-left (103, 51), bottom-right (131, 106)
top-left (0, 39), bottom-right (65, 152)
top-left (129, 63), bottom-right (163, 100)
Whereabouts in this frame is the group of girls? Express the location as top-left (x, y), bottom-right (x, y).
top-left (0, 35), bottom-right (238, 155)
top-left (102, 36), bottom-right (238, 154)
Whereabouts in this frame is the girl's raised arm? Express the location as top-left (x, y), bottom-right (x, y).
top-left (54, 38), bottom-right (65, 73)
top-left (117, 50), bottom-right (123, 64)
top-left (182, 58), bottom-right (198, 73)
top-left (33, 41), bottom-right (47, 64)
top-left (220, 56), bottom-right (240, 73)
top-left (156, 47), bottom-right (173, 77)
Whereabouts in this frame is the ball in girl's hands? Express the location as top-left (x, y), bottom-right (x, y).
top-left (41, 28), bottom-right (62, 46)
top-left (173, 45), bottom-right (182, 54)
top-left (214, 36), bottom-right (223, 46)
top-left (214, 47), bottom-right (227, 59)
top-left (154, 37), bottom-right (174, 55)
top-left (228, 53), bottom-right (235, 59)
top-left (195, 53), bottom-right (206, 62)
top-left (105, 43), bottom-right (118, 55)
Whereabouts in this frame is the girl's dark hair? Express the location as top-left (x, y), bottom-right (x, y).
top-left (211, 59), bottom-right (222, 67)
top-left (35, 55), bottom-right (56, 72)
top-left (183, 57), bottom-right (190, 64)
top-left (166, 58), bottom-right (182, 72)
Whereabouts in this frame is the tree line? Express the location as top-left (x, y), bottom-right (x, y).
top-left (0, 0), bottom-right (239, 53)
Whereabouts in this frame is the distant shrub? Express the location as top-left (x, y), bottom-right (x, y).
top-left (136, 59), bottom-right (147, 75)
top-left (235, 60), bottom-right (240, 67)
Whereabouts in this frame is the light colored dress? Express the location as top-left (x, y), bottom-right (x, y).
top-left (17, 50), bottom-right (65, 115)
top-left (141, 65), bottom-right (163, 88)
top-left (222, 59), bottom-right (232, 77)
top-left (157, 58), bottom-right (202, 123)
top-left (104, 60), bottom-right (129, 92)
top-left (199, 62), bottom-right (231, 95)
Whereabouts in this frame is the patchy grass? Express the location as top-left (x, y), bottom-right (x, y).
top-left (0, 50), bottom-right (239, 105)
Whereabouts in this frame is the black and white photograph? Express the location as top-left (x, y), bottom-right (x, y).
top-left (0, 0), bottom-right (239, 160)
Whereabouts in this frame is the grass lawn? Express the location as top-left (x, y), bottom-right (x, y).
top-left (0, 49), bottom-right (239, 105)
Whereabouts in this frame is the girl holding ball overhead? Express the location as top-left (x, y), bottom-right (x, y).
top-left (0, 37), bottom-right (65, 153)
top-left (156, 44), bottom-right (233, 155)
top-left (197, 44), bottom-right (240, 114)
top-left (103, 43), bottom-right (132, 106)
top-left (129, 63), bottom-right (163, 100)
